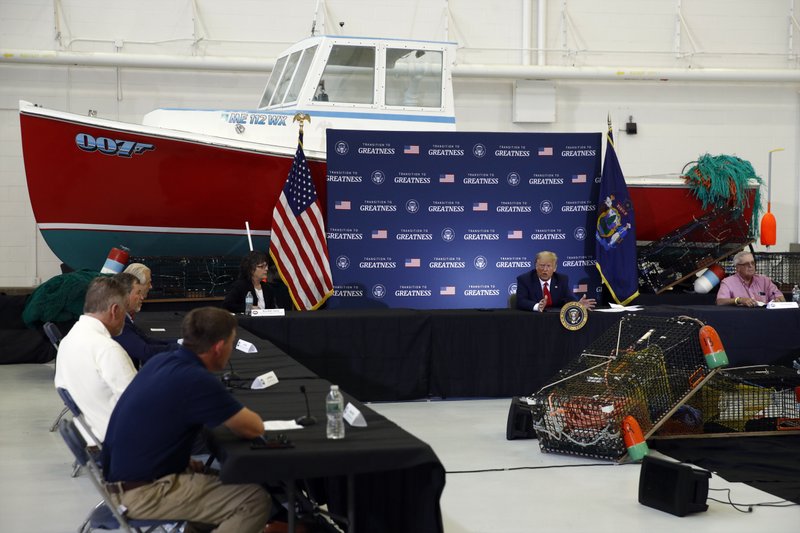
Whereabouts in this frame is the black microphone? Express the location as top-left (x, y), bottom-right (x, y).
top-left (295, 385), bottom-right (317, 426)
top-left (222, 354), bottom-right (242, 388)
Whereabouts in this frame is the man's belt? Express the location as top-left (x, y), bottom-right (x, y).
top-left (106, 480), bottom-right (152, 494)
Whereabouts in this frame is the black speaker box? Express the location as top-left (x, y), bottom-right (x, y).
top-left (638, 456), bottom-right (711, 517)
top-left (505, 397), bottom-right (537, 440)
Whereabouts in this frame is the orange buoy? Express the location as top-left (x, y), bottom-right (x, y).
top-left (699, 325), bottom-right (728, 369)
top-left (622, 415), bottom-right (649, 461)
top-left (760, 209), bottom-right (776, 246)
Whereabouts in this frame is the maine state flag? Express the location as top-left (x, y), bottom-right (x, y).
top-left (595, 120), bottom-right (639, 305)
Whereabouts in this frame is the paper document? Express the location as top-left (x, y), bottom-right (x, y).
top-left (264, 420), bottom-right (303, 431)
top-left (595, 303), bottom-right (643, 313)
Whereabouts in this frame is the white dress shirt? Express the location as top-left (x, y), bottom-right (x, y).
top-left (54, 315), bottom-right (137, 442)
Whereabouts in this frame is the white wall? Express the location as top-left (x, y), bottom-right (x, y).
top-left (1, 0), bottom-right (799, 286)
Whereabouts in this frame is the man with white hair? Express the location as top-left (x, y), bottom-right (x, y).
top-left (716, 250), bottom-right (784, 307)
top-left (54, 276), bottom-right (136, 441)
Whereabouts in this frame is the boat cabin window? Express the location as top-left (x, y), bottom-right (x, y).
top-left (258, 46), bottom-right (318, 108)
top-left (318, 45), bottom-right (375, 105)
top-left (286, 45), bottom-right (317, 104)
top-left (259, 55), bottom-right (287, 108)
top-left (385, 49), bottom-right (443, 108)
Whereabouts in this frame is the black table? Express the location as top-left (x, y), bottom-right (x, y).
top-left (135, 312), bottom-right (445, 533)
top-left (240, 305), bottom-right (800, 401)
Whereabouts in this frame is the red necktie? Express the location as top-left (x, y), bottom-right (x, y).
top-left (543, 281), bottom-right (552, 308)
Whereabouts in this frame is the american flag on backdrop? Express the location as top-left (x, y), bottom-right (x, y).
top-left (572, 174), bottom-right (587, 183)
top-left (439, 173), bottom-right (455, 183)
top-left (269, 130), bottom-right (333, 311)
top-left (538, 146), bottom-right (553, 156)
top-left (404, 145), bottom-right (420, 155)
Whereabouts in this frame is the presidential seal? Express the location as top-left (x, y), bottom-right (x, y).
top-left (560, 301), bottom-right (588, 331)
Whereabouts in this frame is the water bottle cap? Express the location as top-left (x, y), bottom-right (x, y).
top-left (331, 385), bottom-right (339, 390)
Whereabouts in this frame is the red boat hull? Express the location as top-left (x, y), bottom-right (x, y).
top-left (21, 111), bottom-right (327, 269)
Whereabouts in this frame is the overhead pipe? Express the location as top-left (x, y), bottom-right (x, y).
top-left (4, 47), bottom-right (800, 83)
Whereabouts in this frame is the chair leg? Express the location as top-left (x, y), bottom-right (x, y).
top-left (71, 460), bottom-right (82, 478)
top-left (50, 406), bottom-right (69, 432)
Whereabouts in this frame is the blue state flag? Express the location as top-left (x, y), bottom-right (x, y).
top-left (595, 123), bottom-right (639, 305)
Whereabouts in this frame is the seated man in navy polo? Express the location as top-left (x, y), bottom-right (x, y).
top-left (112, 272), bottom-right (177, 367)
top-left (516, 250), bottom-right (596, 312)
top-left (102, 307), bottom-right (270, 532)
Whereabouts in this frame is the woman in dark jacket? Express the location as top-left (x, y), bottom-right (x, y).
top-left (223, 251), bottom-right (293, 312)
top-left (223, 251), bottom-right (269, 313)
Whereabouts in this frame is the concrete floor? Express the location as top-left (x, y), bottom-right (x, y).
top-left (1, 362), bottom-right (797, 532)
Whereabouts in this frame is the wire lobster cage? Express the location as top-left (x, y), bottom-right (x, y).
top-left (655, 365), bottom-right (800, 437)
top-left (130, 256), bottom-right (240, 299)
top-left (528, 315), bottom-right (711, 460)
top-left (637, 207), bottom-right (753, 294)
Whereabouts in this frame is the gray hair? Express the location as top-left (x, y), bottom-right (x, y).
top-left (732, 250), bottom-right (754, 266)
top-left (84, 276), bottom-right (127, 314)
top-left (113, 272), bottom-right (140, 295)
top-left (123, 263), bottom-right (151, 284)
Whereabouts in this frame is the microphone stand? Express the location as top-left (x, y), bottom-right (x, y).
top-left (295, 385), bottom-right (317, 426)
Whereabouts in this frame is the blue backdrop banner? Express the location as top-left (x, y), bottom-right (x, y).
top-left (326, 130), bottom-right (602, 309)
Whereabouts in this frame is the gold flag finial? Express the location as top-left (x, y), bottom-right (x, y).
top-left (293, 113), bottom-right (311, 134)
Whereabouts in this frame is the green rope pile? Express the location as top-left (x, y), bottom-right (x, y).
top-left (682, 154), bottom-right (763, 236)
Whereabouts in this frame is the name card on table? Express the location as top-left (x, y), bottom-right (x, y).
top-left (343, 402), bottom-right (367, 427)
top-left (236, 339), bottom-right (257, 353)
top-left (767, 301), bottom-right (800, 309)
top-left (251, 308), bottom-right (286, 317)
top-left (251, 371), bottom-right (279, 390)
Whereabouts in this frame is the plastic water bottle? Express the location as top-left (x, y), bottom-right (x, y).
top-left (245, 291), bottom-right (253, 315)
top-left (792, 284), bottom-right (800, 303)
top-left (326, 385), bottom-right (345, 440)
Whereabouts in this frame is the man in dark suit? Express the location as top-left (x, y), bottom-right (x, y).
top-left (516, 250), bottom-right (596, 312)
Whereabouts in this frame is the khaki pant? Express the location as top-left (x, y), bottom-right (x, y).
top-left (110, 471), bottom-right (270, 533)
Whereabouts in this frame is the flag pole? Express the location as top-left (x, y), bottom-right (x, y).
top-left (245, 221), bottom-right (253, 251)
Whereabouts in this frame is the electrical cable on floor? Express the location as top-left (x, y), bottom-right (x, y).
top-left (446, 462), bottom-right (627, 474)
top-left (708, 487), bottom-right (797, 513)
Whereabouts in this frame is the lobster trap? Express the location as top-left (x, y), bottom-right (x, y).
top-left (637, 207), bottom-right (753, 294)
top-left (130, 256), bottom-right (240, 299)
top-left (527, 315), bottom-right (712, 460)
top-left (655, 365), bottom-right (800, 437)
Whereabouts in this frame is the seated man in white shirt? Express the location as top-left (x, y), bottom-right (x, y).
top-left (54, 275), bottom-right (136, 442)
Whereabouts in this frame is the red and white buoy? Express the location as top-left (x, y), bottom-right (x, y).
top-left (100, 246), bottom-right (130, 274)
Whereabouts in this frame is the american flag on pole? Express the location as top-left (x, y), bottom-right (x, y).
top-left (269, 130), bottom-right (333, 310)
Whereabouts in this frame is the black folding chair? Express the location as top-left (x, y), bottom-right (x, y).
top-left (57, 418), bottom-right (181, 533)
top-left (44, 322), bottom-right (70, 433)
